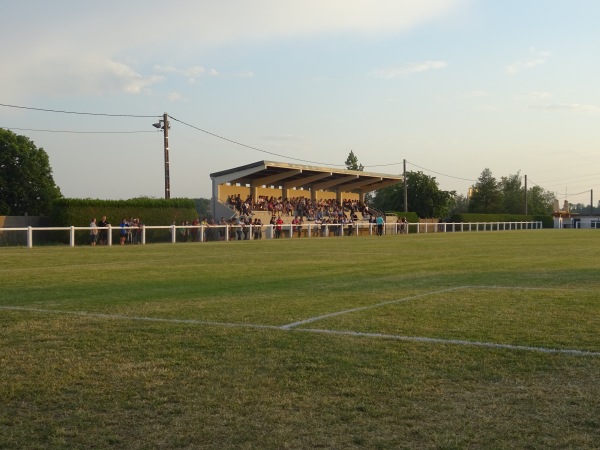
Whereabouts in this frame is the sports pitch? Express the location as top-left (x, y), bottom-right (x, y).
top-left (1, 230), bottom-right (600, 449)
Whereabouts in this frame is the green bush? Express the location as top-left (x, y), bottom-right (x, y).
top-left (50, 198), bottom-right (198, 245)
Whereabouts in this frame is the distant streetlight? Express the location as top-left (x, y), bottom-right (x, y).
top-left (153, 112), bottom-right (170, 199)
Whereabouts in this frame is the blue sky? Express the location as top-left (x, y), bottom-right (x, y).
top-left (2, 0), bottom-right (599, 206)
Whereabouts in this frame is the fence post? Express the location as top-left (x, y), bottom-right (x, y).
top-left (27, 226), bottom-right (33, 248)
top-left (171, 225), bottom-right (176, 243)
top-left (141, 226), bottom-right (146, 245)
top-left (70, 226), bottom-right (75, 247)
top-left (108, 225), bottom-right (113, 246)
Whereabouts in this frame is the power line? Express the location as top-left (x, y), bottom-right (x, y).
top-left (2, 102), bottom-right (595, 198)
top-left (0, 102), bottom-right (159, 118)
top-left (3, 126), bottom-right (157, 134)
top-left (3, 102), bottom-right (345, 166)
top-left (406, 161), bottom-right (477, 182)
top-left (169, 115), bottom-right (347, 167)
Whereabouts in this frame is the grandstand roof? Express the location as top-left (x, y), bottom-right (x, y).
top-left (210, 160), bottom-right (403, 194)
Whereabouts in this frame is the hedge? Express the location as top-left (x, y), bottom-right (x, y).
top-left (49, 198), bottom-right (199, 245)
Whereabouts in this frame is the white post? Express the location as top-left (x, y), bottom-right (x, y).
top-left (171, 225), bottom-right (176, 243)
top-left (142, 226), bottom-right (146, 245)
top-left (70, 226), bottom-right (75, 247)
top-left (27, 226), bottom-right (33, 248)
top-left (108, 225), bottom-right (113, 246)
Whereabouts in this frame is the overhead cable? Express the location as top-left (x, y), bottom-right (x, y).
top-left (169, 115), bottom-right (346, 167)
top-left (0, 102), bottom-right (158, 119)
top-left (2, 126), bottom-right (157, 134)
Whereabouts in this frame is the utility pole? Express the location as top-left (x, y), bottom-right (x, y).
top-left (163, 113), bottom-right (170, 199)
top-left (153, 113), bottom-right (171, 199)
top-left (403, 159), bottom-right (408, 212)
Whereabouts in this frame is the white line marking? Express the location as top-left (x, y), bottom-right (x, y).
top-left (295, 328), bottom-right (600, 357)
top-left (3, 302), bottom-right (599, 357)
top-left (0, 306), bottom-right (281, 331)
top-left (281, 287), bottom-right (467, 329)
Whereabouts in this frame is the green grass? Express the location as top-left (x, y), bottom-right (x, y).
top-left (1, 230), bottom-right (600, 449)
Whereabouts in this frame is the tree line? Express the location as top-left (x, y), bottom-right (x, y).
top-left (369, 167), bottom-right (557, 219)
top-left (346, 153), bottom-right (558, 218)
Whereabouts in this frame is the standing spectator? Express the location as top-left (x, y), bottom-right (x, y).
top-left (236, 217), bottom-right (244, 241)
top-left (191, 217), bottom-right (200, 242)
top-left (134, 218), bottom-right (143, 244)
top-left (243, 216), bottom-right (251, 240)
top-left (119, 218), bottom-right (128, 245)
top-left (292, 216), bottom-right (302, 238)
top-left (397, 216), bottom-right (407, 234)
top-left (180, 221), bottom-right (190, 242)
top-left (275, 216), bottom-right (284, 238)
top-left (253, 218), bottom-right (262, 240)
top-left (89, 218), bottom-right (98, 246)
top-left (219, 217), bottom-right (227, 241)
top-left (376, 215), bottom-right (384, 236)
top-left (98, 216), bottom-right (109, 245)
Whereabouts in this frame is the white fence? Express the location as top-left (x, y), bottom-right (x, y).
top-left (0, 221), bottom-right (543, 248)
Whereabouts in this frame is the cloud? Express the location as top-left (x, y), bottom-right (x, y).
top-left (0, 0), bottom-right (466, 100)
top-left (167, 92), bottom-right (187, 102)
top-left (3, 55), bottom-right (164, 97)
top-left (371, 61), bottom-right (447, 79)
top-left (106, 60), bottom-right (164, 94)
top-left (528, 103), bottom-right (599, 114)
top-left (507, 49), bottom-right (550, 75)
top-left (160, 0), bottom-right (467, 45)
top-left (465, 90), bottom-right (488, 98)
top-left (526, 91), bottom-right (552, 99)
top-left (154, 65), bottom-right (219, 83)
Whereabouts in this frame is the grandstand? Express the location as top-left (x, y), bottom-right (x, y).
top-left (209, 160), bottom-right (403, 223)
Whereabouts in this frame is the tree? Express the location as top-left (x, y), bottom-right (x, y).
top-left (371, 171), bottom-right (455, 218)
top-left (345, 150), bottom-right (364, 171)
top-left (448, 193), bottom-right (469, 216)
top-left (526, 185), bottom-right (555, 215)
top-left (500, 172), bottom-right (524, 214)
top-left (0, 128), bottom-right (62, 215)
top-left (193, 198), bottom-right (211, 219)
top-left (468, 168), bottom-right (502, 214)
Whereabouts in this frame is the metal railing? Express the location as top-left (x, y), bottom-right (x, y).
top-left (0, 221), bottom-right (543, 248)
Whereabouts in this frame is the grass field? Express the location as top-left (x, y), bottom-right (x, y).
top-left (1, 230), bottom-right (600, 449)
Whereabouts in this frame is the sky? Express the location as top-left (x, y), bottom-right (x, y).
top-left (2, 0), bottom-right (600, 207)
